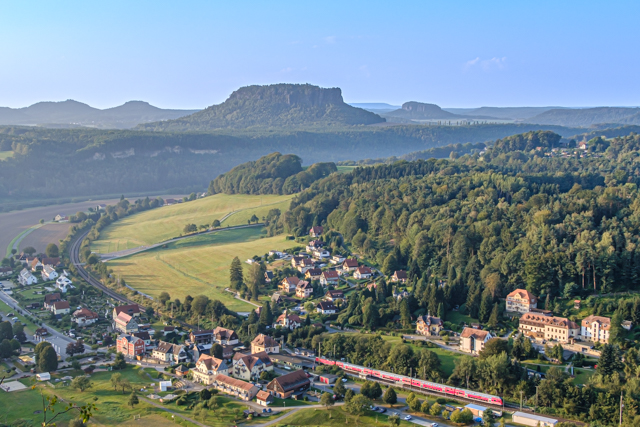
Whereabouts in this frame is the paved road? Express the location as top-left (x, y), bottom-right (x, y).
top-left (0, 290), bottom-right (89, 360)
top-left (99, 222), bottom-right (265, 261)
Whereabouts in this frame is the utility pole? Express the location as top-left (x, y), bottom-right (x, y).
top-left (620, 393), bottom-right (623, 425)
top-left (410, 368), bottom-right (412, 391)
top-left (520, 391), bottom-right (523, 410)
top-left (535, 386), bottom-right (539, 410)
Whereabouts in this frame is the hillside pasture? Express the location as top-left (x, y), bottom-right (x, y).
top-left (107, 227), bottom-right (297, 311)
top-left (91, 193), bottom-right (293, 254)
top-left (17, 222), bottom-right (71, 254)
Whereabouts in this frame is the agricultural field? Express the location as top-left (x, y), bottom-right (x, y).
top-left (91, 193), bottom-right (293, 254)
top-left (107, 227), bottom-right (298, 311)
top-left (15, 222), bottom-right (72, 254)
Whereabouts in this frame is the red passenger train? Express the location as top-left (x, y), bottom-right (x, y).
top-left (315, 357), bottom-right (503, 406)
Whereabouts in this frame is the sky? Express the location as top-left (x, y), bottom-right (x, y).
top-left (0, 0), bottom-right (639, 109)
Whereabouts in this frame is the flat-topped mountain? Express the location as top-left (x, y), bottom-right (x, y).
top-left (0, 100), bottom-right (199, 129)
top-left (136, 84), bottom-right (385, 131)
top-left (528, 107), bottom-right (640, 127)
top-left (385, 101), bottom-right (460, 120)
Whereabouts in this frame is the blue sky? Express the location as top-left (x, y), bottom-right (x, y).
top-left (0, 1), bottom-right (638, 109)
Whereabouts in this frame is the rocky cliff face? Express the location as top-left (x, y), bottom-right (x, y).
top-left (136, 83), bottom-right (384, 131)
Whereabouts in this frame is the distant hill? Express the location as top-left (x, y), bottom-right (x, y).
top-left (384, 102), bottom-right (460, 120)
top-left (443, 106), bottom-right (564, 120)
top-left (349, 103), bottom-right (400, 114)
top-left (0, 100), bottom-right (199, 129)
top-left (527, 107), bottom-right (640, 127)
top-left (137, 84), bottom-right (385, 131)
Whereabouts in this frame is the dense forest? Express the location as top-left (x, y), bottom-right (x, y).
top-left (209, 152), bottom-right (337, 195)
top-left (0, 123), bottom-right (591, 204)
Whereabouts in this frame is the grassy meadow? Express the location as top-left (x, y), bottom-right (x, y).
top-left (91, 193), bottom-right (293, 253)
top-left (107, 227), bottom-right (297, 311)
top-left (274, 407), bottom-right (415, 427)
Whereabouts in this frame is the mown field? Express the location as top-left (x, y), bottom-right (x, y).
top-left (91, 193), bottom-right (293, 254)
top-left (274, 406), bottom-right (414, 427)
top-left (107, 227), bottom-right (297, 311)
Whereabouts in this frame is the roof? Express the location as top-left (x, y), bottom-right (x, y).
top-left (73, 308), bottom-right (98, 319)
top-left (197, 354), bottom-right (227, 371)
top-left (265, 271), bottom-right (274, 279)
top-left (44, 293), bottom-right (61, 304)
top-left (300, 259), bottom-right (314, 266)
top-left (507, 288), bottom-right (537, 302)
top-left (213, 326), bottom-right (238, 341)
top-left (393, 270), bottom-right (408, 279)
top-left (256, 390), bottom-right (272, 401)
top-left (133, 331), bottom-right (151, 341)
top-left (308, 239), bottom-right (324, 247)
top-left (465, 403), bottom-right (488, 411)
top-left (155, 341), bottom-right (183, 355)
top-left (520, 313), bottom-right (579, 329)
top-left (356, 266), bottom-right (372, 274)
top-left (296, 281), bottom-right (312, 290)
top-left (270, 369), bottom-right (310, 392)
top-left (460, 327), bottom-right (491, 340)
top-left (306, 268), bottom-right (322, 276)
top-left (322, 271), bottom-right (340, 279)
top-left (115, 312), bottom-right (133, 324)
top-left (114, 304), bottom-right (141, 315)
top-left (282, 276), bottom-right (300, 286)
top-left (343, 259), bottom-right (358, 268)
top-left (326, 289), bottom-right (344, 297)
top-left (582, 315), bottom-right (611, 328)
top-left (310, 226), bottom-right (323, 233)
top-left (53, 301), bottom-right (70, 310)
top-left (512, 412), bottom-right (558, 423)
top-left (119, 334), bottom-right (143, 345)
top-left (418, 314), bottom-right (442, 326)
top-left (317, 301), bottom-right (336, 311)
top-left (233, 351), bottom-right (272, 370)
top-left (215, 374), bottom-right (257, 391)
top-left (191, 329), bottom-right (213, 337)
top-left (252, 334), bottom-right (278, 348)
top-left (277, 312), bottom-right (302, 323)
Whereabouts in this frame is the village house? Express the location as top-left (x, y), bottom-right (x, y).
top-left (518, 313), bottom-right (579, 343)
top-left (133, 331), bottom-right (152, 347)
top-left (52, 300), bottom-right (71, 316)
top-left (41, 265), bottom-right (59, 281)
top-left (330, 255), bottom-right (345, 265)
top-left (353, 266), bottom-right (372, 280)
top-left (19, 268), bottom-right (38, 285)
top-left (152, 341), bottom-right (188, 365)
top-left (416, 314), bottom-right (443, 337)
top-left (295, 281), bottom-right (313, 299)
top-left (309, 226), bottom-right (324, 237)
top-left (54, 214), bottom-right (70, 222)
top-left (581, 315), bottom-right (611, 344)
top-left (316, 301), bottom-right (337, 315)
top-left (44, 293), bottom-right (62, 310)
top-left (0, 267), bottom-right (13, 277)
top-left (304, 268), bottom-right (323, 281)
top-left (55, 276), bottom-right (73, 293)
top-left (112, 304), bottom-right (141, 319)
top-left (391, 270), bottom-right (408, 283)
top-left (320, 270), bottom-right (340, 286)
top-left (506, 289), bottom-right (538, 313)
top-left (31, 257), bottom-right (61, 272)
top-left (266, 369), bottom-right (311, 399)
top-left (324, 289), bottom-right (344, 302)
top-left (251, 334), bottom-right (280, 354)
top-left (279, 276), bottom-right (300, 293)
top-left (307, 239), bottom-right (324, 249)
top-left (116, 334), bottom-right (145, 358)
top-left (73, 308), bottom-right (99, 326)
top-left (264, 271), bottom-right (274, 283)
top-left (297, 258), bottom-right (315, 274)
top-left (189, 329), bottom-right (213, 345)
top-left (312, 249), bottom-right (331, 260)
top-left (231, 351), bottom-right (273, 381)
top-left (291, 256), bottom-right (305, 269)
top-left (460, 327), bottom-right (493, 355)
top-left (213, 327), bottom-right (239, 345)
top-left (622, 320), bottom-right (633, 330)
top-left (211, 374), bottom-right (259, 401)
top-left (273, 311), bottom-right (302, 330)
top-left (256, 390), bottom-right (274, 406)
top-left (114, 312), bottom-right (139, 334)
top-left (191, 354), bottom-right (229, 385)
top-left (342, 259), bottom-right (358, 272)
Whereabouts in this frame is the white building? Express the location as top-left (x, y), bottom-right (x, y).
top-left (56, 276), bottom-right (73, 293)
top-left (41, 265), bottom-right (59, 281)
top-left (581, 315), bottom-right (611, 344)
top-left (18, 268), bottom-right (38, 285)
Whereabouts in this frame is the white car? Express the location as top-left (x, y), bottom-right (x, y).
top-left (404, 415), bottom-right (412, 420)
top-left (430, 423), bottom-right (438, 427)
top-left (341, 378), bottom-right (347, 382)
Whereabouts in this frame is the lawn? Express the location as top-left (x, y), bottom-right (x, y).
top-left (0, 298), bottom-right (36, 334)
top-left (107, 227), bottom-right (298, 311)
top-left (91, 193), bottom-right (293, 253)
top-left (274, 406), bottom-right (415, 427)
top-left (572, 367), bottom-right (595, 385)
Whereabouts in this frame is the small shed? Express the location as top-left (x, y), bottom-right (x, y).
top-left (318, 374), bottom-right (338, 384)
top-left (464, 403), bottom-right (488, 418)
top-left (159, 381), bottom-right (173, 392)
top-left (512, 411), bottom-right (558, 427)
top-left (175, 365), bottom-right (188, 376)
top-left (36, 372), bottom-right (51, 381)
top-left (574, 300), bottom-right (581, 309)
top-left (256, 390), bottom-right (274, 406)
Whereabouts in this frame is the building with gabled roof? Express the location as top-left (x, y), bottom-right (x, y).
top-left (274, 310), bottom-right (302, 330)
top-left (391, 270), bottom-right (408, 283)
top-left (117, 334), bottom-right (145, 358)
top-left (354, 266), bottom-right (372, 279)
top-left (251, 334), bottom-right (280, 354)
top-left (213, 326), bottom-right (239, 345)
top-left (324, 289), bottom-right (344, 301)
top-left (342, 259), bottom-right (358, 272)
top-left (211, 374), bottom-right (259, 401)
top-left (266, 369), bottom-right (310, 399)
top-left (279, 276), bottom-right (300, 293)
top-left (114, 312), bottom-right (139, 334)
top-left (295, 280), bottom-right (313, 299)
top-left (189, 329), bottom-right (213, 345)
top-left (152, 341), bottom-right (188, 365)
top-left (231, 351), bottom-right (273, 381)
top-left (191, 354), bottom-right (229, 385)
top-left (52, 300), bottom-right (71, 316)
top-left (19, 268), bottom-right (38, 285)
top-left (316, 301), bottom-right (337, 315)
top-left (416, 314), bottom-right (443, 337)
top-left (506, 289), bottom-right (538, 313)
top-left (320, 270), bottom-right (340, 286)
top-left (256, 390), bottom-right (274, 406)
top-left (41, 265), bottom-right (59, 281)
top-left (460, 327), bottom-right (493, 355)
top-left (304, 268), bottom-right (323, 281)
top-left (581, 315), bottom-right (611, 344)
top-left (519, 312), bottom-right (579, 343)
top-left (309, 226), bottom-right (323, 237)
top-left (113, 304), bottom-right (141, 319)
top-left (44, 293), bottom-right (62, 309)
top-left (73, 308), bottom-right (98, 326)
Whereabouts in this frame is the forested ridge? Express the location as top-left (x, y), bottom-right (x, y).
top-left (0, 123), bottom-right (591, 203)
top-left (209, 152), bottom-right (337, 195)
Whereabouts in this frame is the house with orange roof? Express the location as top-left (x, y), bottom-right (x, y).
top-left (506, 289), bottom-right (538, 313)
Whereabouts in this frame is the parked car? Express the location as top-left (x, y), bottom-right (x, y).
top-left (404, 415), bottom-right (412, 420)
